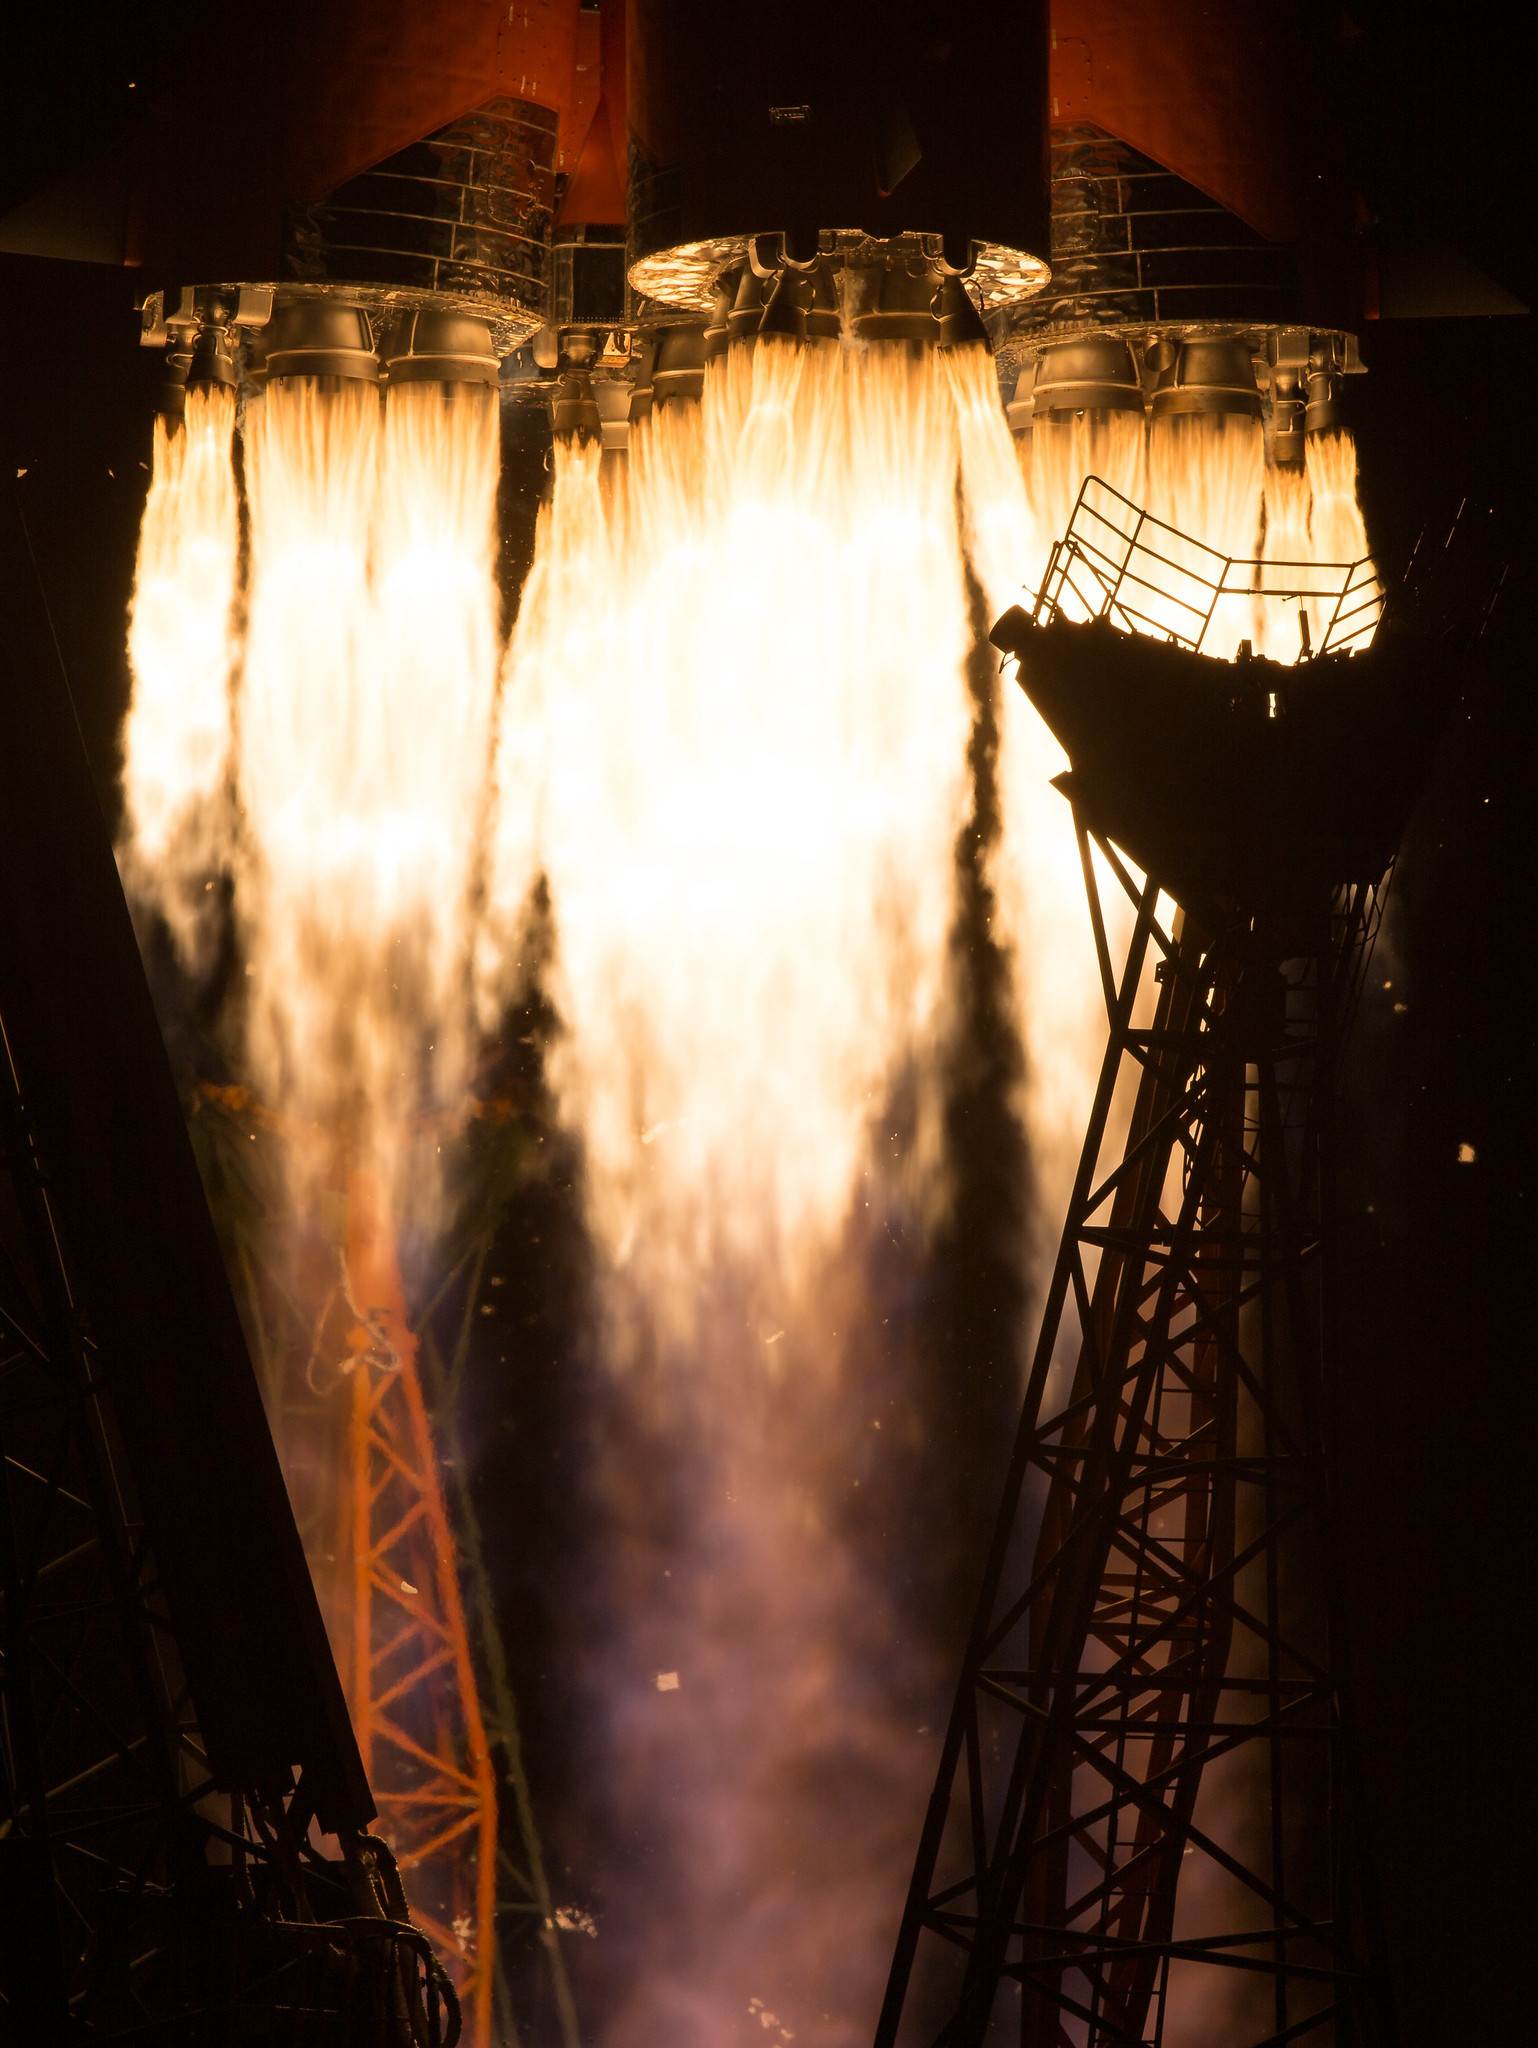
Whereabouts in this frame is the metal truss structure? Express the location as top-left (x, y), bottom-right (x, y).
top-left (343, 1179), bottom-right (501, 2048)
top-left (0, 1111), bottom-right (454, 2037)
top-left (190, 1095), bottom-right (579, 2048)
top-left (878, 815), bottom-right (1392, 2048)
top-left (875, 511), bottom-right (1461, 2046)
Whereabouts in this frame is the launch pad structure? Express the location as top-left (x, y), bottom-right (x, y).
top-left (875, 517), bottom-right (1458, 2048)
top-left (7, 1), bottom-right (1509, 2037)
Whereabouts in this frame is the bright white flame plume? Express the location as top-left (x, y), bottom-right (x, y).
top-left (121, 385), bottom-right (239, 967)
top-left (125, 377), bottom-right (501, 1213)
top-left (484, 341), bottom-right (976, 1307)
top-left (121, 338), bottom-right (1377, 2048)
top-left (239, 378), bottom-right (500, 1205)
top-left (470, 338), bottom-right (1148, 2047)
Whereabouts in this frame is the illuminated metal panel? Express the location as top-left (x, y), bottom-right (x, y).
top-left (1051, 0), bottom-right (1302, 243)
top-left (288, 0), bottom-right (583, 201)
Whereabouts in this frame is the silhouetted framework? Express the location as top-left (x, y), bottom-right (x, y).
top-left (0, 1063), bottom-right (456, 2038)
top-left (0, 472), bottom-right (458, 2042)
top-left (880, 589), bottom-right (1456, 2048)
top-left (342, 1177), bottom-right (501, 2047)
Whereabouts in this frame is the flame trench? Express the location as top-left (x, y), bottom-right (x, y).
top-left (122, 330), bottom-right (1375, 2048)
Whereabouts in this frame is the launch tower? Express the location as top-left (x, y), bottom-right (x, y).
top-left (875, 497), bottom-right (1456, 2047)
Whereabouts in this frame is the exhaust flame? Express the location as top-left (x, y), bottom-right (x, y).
top-left (946, 352), bottom-right (1116, 1224)
top-left (486, 341), bottom-right (972, 1305)
top-left (122, 322), bottom-right (1378, 2048)
top-left (1148, 414), bottom-right (1266, 658)
top-left (1259, 460), bottom-right (1315, 661)
top-left (1305, 425), bottom-right (1372, 568)
top-left (127, 377), bottom-right (501, 1213)
top-left (476, 338), bottom-right (1116, 2048)
top-left (1026, 411), bottom-right (1149, 583)
top-left (241, 378), bottom-right (501, 1208)
top-left (121, 385), bottom-right (239, 967)
top-left (123, 374), bottom-right (505, 2035)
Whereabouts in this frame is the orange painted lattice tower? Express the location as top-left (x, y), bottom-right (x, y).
top-left (342, 1175), bottom-right (500, 2048)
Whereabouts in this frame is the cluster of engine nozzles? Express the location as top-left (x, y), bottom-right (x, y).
top-left (157, 294), bottom-right (502, 414)
top-left (1005, 330), bottom-right (1353, 464)
top-left (615, 252), bottom-right (989, 431)
top-left (153, 284), bottom-right (1357, 476)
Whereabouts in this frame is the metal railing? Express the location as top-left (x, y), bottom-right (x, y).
top-left (1031, 475), bottom-right (1385, 658)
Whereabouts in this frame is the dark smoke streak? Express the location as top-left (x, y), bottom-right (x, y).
top-left (881, 560), bottom-right (1034, 1656)
top-left (466, 558), bottom-right (1046, 2046)
top-left (450, 878), bottom-right (611, 2032)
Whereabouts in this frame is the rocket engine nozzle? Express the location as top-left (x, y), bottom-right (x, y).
top-left (381, 310), bottom-right (500, 388)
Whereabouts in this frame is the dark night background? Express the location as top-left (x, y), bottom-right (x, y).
top-left (1, 2), bottom-right (1533, 2039)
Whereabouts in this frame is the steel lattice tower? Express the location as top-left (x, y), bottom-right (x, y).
top-left (340, 1178), bottom-right (502, 2045)
top-left (878, 555), bottom-right (1454, 2048)
top-left (190, 1100), bottom-right (583, 2048)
